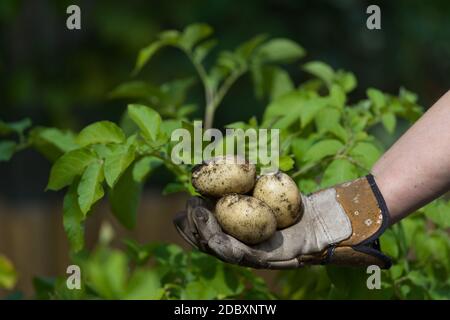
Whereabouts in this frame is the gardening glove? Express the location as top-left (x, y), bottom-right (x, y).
top-left (174, 174), bottom-right (392, 269)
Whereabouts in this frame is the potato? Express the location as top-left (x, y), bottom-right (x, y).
top-left (192, 155), bottom-right (256, 197)
top-left (253, 172), bottom-right (303, 229)
top-left (215, 194), bottom-right (277, 245)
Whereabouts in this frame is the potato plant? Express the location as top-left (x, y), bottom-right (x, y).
top-left (0, 23), bottom-right (449, 299)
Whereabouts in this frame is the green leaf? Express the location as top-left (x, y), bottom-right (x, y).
top-left (315, 107), bottom-right (341, 134)
top-left (297, 179), bottom-right (319, 194)
top-left (76, 121), bottom-right (125, 147)
top-left (263, 91), bottom-right (327, 129)
top-left (328, 85), bottom-right (346, 109)
top-left (35, 128), bottom-right (79, 152)
top-left (85, 248), bottom-right (128, 299)
top-left (104, 143), bottom-right (136, 188)
top-left (367, 88), bottom-right (386, 111)
top-left (77, 161), bottom-right (105, 215)
top-left (0, 255), bottom-right (17, 290)
top-left (335, 71), bottom-right (357, 93)
top-left (0, 118), bottom-right (31, 136)
top-left (108, 81), bottom-right (165, 102)
top-left (252, 65), bottom-right (294, 100)
top-left (291, 138), bottom-right (315, 164)
top-left (321, 159), bottom-right (357, 187)
top-left (181, 279), bottom-right (218, 299)
top-left (256, 38), bottom-right (305, 63)
top-left (132, 156), bottom-right (163, 183)
top-left (31, 127), bottom-right (78, 161)
top-left (109, 166), bottom-right (141, 229)
top-left (127, 104), bottom-right (161, 141)
top-left (399, 87), bottom-right (418, 103)
top-left (407, 271), bottom-right (429, 289)
top-left (303, 139), bottom-right (343, 163)
top-left (381, 112), bottom-right (396, 134)
top-left (134, 41), bottom-right (165, 75)
top-left (47, 148), bottom-right (97, 191)
top-left (125, 269), bottom-right (164, 300)
top-left (179, 23), bottom-right (213, 51)
top-left (162, 182), bottom-right (187, 195)
top-left (303, 61), bottom-right (335, 85)
top-left (236, 34), bottom-right (268, 60)
top-left (193, 39), bottom-right (217, 63)
top-left (63, 183), bottom-right (86, 252)
top-left (423, 200), bottom-right (450, 228)
top-left (389, 264), bottom-right (404, 280)
top-left (0, 140), bottom-right (16, 161)
top-left (349, 142), bottom-right (381, 169)
top-left (278, 155), bottom-right (295, 171)
top-left (380, 230), bottom-right (399, 259)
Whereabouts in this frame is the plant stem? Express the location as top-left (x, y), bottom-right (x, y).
top-left (204, 69), bottom-right (244, 129)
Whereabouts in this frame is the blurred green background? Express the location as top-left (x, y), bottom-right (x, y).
top-left (1, 0), bottom-right (450, 199)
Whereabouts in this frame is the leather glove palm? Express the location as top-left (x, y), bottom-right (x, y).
top-left (174, 174), bottom-right (392, 269)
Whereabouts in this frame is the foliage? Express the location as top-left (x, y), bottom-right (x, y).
top-left (32, 225), bottom-right (272, 300)
top-left (0, 23), bottom-right (448, 300)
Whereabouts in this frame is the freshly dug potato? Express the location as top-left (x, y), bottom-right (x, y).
top-left (215, 194), bottom-right (277, 245)
top-left (253, 172), bottom-right (303, 229)
top-left (192, 155), bottom-right (256, 197)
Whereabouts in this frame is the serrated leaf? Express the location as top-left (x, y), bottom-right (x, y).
top-left (77, 161), bottom-right (104, 215)
top-left (128, 104), bottom-right (161, 141)
top-left (109, 166), bottom-right (141, 229)
top-left (132, 156), bottom-right (163, 183)
top-left (321, 159), bottom-right (357, 187)
top-left (0, 140), bottom-right (16, 161)
top-left (63, 183), bottom-right (85, 252)
top-left (179, 23), bottom-right (213, 51)
top-left (76, 121), bottom-right (125, 147)
top-left (304, 139), bottom-right (343, 163)
top-left (349, 142), bottom-right (381, 169)
top-left (104, 143), bottom-right (136, 188)
top-left (303, 61), bottom-right (335, 85)
top-left (256, 38), bottom-right (305, 63)
top-left (47, 148), bottom-right (97, 191)
top-left (381, 112), bottom-right (396, 134)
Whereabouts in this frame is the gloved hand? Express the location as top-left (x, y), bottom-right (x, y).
top-left (174, 174), bottom-right (392, 269)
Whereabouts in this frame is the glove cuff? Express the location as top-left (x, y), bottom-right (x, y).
top-left (323, 174), bottom-right (392, 268)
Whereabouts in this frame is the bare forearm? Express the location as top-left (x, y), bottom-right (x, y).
top-left (372, 90), bottom-right (450, 224)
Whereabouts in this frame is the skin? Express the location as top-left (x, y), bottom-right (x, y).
top-left (372, 90), bottom-right (450, 224)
